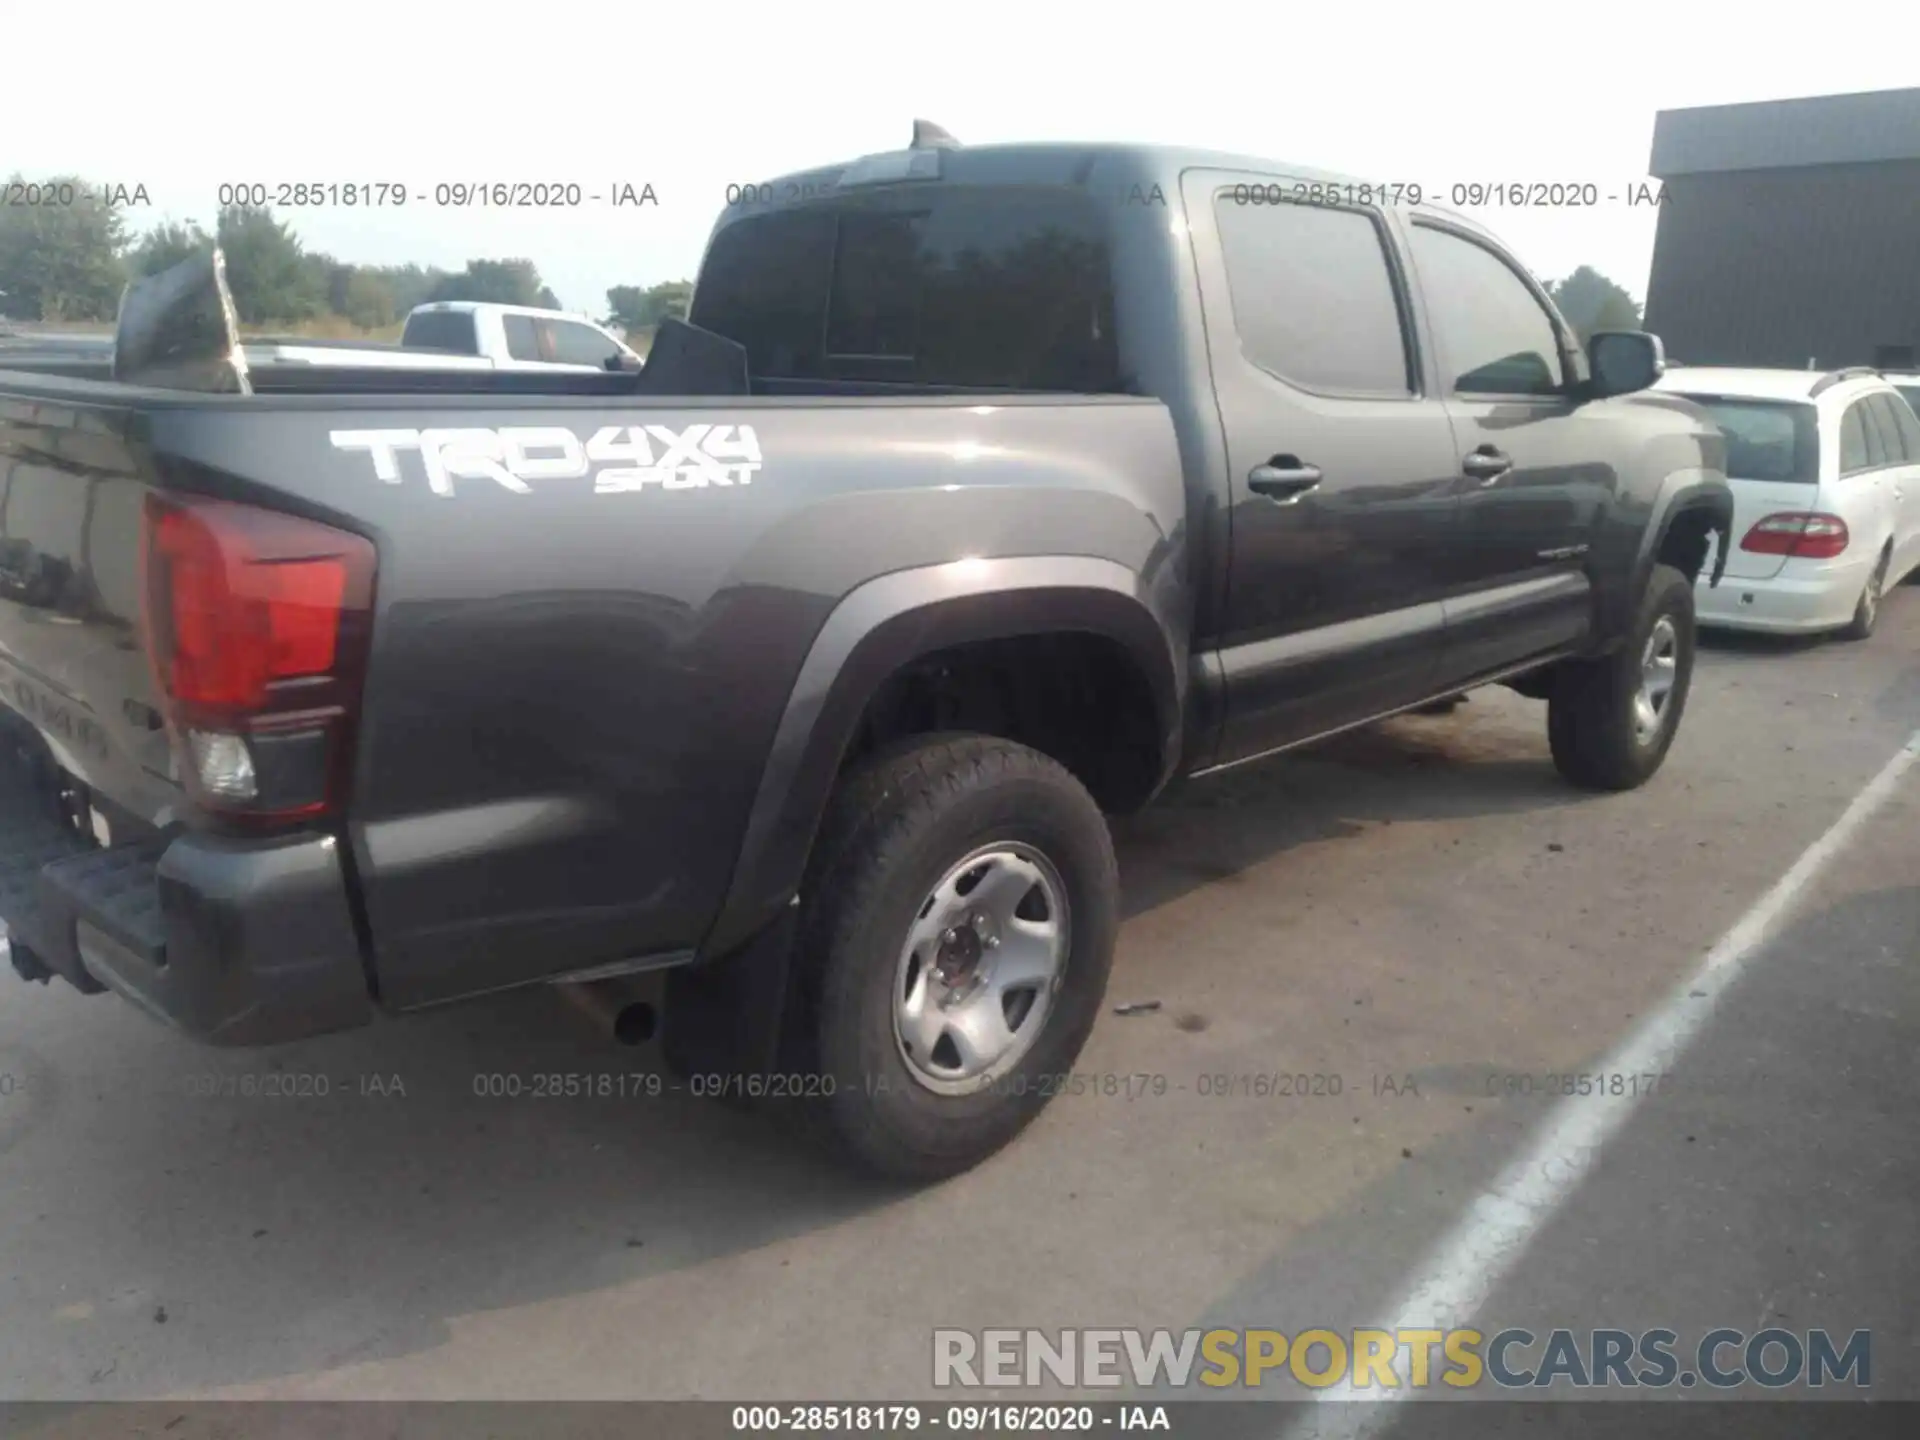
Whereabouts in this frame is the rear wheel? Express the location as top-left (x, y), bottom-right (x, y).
top-left (791, 734), bottom-right (1119, 1181)
top-left (1548, 564), bottom-right (1695, 791)
top-left (1839, 549), bottom-right (1889, 641)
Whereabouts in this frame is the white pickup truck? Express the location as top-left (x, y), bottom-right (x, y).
top-left (258, 302), bottom-right (643, 372)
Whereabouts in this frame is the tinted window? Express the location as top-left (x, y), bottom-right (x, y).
top-left (1889, 388), bottom-right (1920, 454)
top-left (1840, 402), bottom-right (1871, 474)
top-left (690, 187), bottom-right (1120, 391)
top-left (1895, 385), bottom-right (1920, 421)
top-left (503, 314), bottom-right (542, 362)
top-left (401, 311), bottom-right (478, 354)
top-left (1213, 195), bottom-right (1411, 395)
top-left (1407, 224), bottom-right (1563, 396)
top-left (825, 211), bottom-right (926, 359)
top-left (1673, 396), bottom-right (1818, 483)
top-left (1865, 394), bottom-right (1911, 463)
top-left (545, 319), bottom-right (623, 367)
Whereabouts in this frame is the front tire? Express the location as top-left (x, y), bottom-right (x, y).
top-left (1548, 564), bottom-right (1695, 791)
top-left (793, 735), bottom-right (1119, 1181)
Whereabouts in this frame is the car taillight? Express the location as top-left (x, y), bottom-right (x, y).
top-left (139, 493), bottom-right (375, 824)
top-left (1739, 511), bottom-right (1850, 560)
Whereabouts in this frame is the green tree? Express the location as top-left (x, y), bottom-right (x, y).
top-left (340, 269), bottom-right (399, 329)
top-left (1545, 266), bottom-right (1642, 344)
top-left (368, 263), bottom-right (449, 316)
top-left (427, 258), bottom-right (549, 306)
top-left (129, 219), bottom-right (213, 278)
top-left (216, 204), bottom-right (322, 324)
top-left (605, 279), bottom-right (692, 333)
top-left (0, 174), bottom-right (128, 321)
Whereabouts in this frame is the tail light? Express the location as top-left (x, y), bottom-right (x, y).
top-left (1739, 511), bottom-right (1850, 560)
top-left (139, 493), bottom-right (376, 824)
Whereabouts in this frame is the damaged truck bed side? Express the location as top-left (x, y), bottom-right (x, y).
top-left (0, 128), bottom-right (1730, 1178)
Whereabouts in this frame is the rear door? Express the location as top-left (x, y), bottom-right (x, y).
top-left (1659, 394), bottom-right (1822, 581)
top-left (1182, 172), bottom-right (1462, 764)
top-left (1833, 395), bottom-right (1898, 566)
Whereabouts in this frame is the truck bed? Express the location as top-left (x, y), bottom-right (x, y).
top-left (0, 362), bottom-right (1186, 1033)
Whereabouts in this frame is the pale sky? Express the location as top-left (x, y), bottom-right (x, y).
top-left (5, 1), bottom-right (1913, 318)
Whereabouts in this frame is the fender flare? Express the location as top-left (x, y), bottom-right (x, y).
top-left (1598, 472), bottom-right (1733, 645)
top-left (700, 554), bottom-right (1183, 957)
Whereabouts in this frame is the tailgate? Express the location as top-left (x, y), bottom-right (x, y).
top-left (0, 407), bottom-right (179, 828)
top-left (1665, 393), bottom-right (1821, 582)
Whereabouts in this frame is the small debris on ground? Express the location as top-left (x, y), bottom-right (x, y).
top-left (1113, 1000), bottom-right (1162, 1017)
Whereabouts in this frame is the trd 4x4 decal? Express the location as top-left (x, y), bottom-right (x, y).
top-left (329, 424), bottom-right (762, 498)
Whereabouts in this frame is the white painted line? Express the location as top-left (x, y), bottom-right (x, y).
top-left (1283, 728), bottom-right (1920, 1439)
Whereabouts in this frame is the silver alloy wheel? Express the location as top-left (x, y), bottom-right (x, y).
top-left (1633, 615), bottom-right (1679, 746)
top-left (891, 842), bottom-right (1070, 1096)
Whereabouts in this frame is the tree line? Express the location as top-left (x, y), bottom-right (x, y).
top-left (3, 172), bottom-right (1641, 344)
top-left (0, 173), bottom-right (693, 336)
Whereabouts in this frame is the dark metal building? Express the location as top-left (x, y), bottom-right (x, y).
top-left (1643, 87), bottom-right (1920, 371)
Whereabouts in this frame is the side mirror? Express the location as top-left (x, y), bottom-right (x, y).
top-left (1586, 330), bottom-right (1665, 398)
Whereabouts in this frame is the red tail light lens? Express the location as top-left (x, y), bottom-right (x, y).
top-left (140, 494), bottom-right (376, 823)
top-left (1740, 511), bottom-right (1850, 560)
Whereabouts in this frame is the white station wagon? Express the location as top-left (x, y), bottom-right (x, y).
top-left (1654, 366), bottom-right (1920, 639)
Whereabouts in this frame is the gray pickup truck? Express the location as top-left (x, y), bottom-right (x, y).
top-left (0, 126), bottom-right (1731, 1178)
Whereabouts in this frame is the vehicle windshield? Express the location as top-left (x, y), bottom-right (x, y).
top-left (1672, 395), bottom-right (1819, 483)
top-left (689, 185), bottom-right (1122, 392)
top-left (1894, 384), bottom-right (1920, 419)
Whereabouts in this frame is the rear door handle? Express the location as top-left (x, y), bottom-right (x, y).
top-left (1462, 447), bottom-right (1512, 485)
top-left (1248, 456), bottom-right (1323, 503)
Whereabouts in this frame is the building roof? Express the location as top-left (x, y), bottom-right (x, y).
top-left (1650, 87), bottom-right (1920, 176)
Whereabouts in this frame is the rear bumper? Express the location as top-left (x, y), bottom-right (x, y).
top-left (1, 761), bottom-right (372, 1047)
top-left (1695, 556), bottom-right (1872, 634)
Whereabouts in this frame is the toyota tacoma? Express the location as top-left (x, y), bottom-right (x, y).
top-left (0, 125), bottom-right (1732, 1178)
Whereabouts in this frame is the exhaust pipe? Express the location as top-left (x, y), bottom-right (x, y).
top-left (555, 979), bottom-right (657, 1046)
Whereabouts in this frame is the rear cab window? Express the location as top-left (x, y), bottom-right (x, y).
top-left (1211, 193), bottom-right (1413, 395)
top-left (502, 314), bottom-right (543, 362)
top-left (400, 310), bottom-right (479, 354)
top-left (689, 186), bottom-right (1121, 391)
top-left (544, 319), bottom-right (625, 367)
top-left (1670, 396), bottom-right (1819, 483)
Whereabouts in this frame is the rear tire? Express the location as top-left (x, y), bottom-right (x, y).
top-left (791, 734), bottom-right (1119, 1181)
top-left (1838, 550), bottom-right (1889, 641)
top-left (1548, 564), bottom-right (1695, 792)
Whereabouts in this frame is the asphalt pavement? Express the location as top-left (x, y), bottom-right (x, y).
top-left (0, 585), bottom-right (1915, 1420)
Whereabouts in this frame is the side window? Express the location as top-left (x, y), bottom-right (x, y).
top-left (1212, 194), bottom-right (1411, 395)
top-left (1866, 394), bottom-right (1911, 463)
top-left (502, 314), bottom-right (543, 362)
top-left (1407, 224), bottom-right (1564, 397)
top-left (544, 320), bottom-right (623, 367)
top-left (1839, 402), bottom-right (1871, 474)
top-left (1857, 398), bottom-right (1890, 467)
top-left (1886, 390), bottom-right (1920, 460)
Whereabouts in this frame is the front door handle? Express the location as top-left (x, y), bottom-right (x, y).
top-left (1249, 456), bottom-right (1324, 503)
top-left (1462, 446), bottom-right (1512, 485)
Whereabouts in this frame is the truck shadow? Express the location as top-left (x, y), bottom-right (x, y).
top-left (1114, 702), bottom-right (1583, 920)
top-left (0, 702), bottom-right (1595, 1399)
